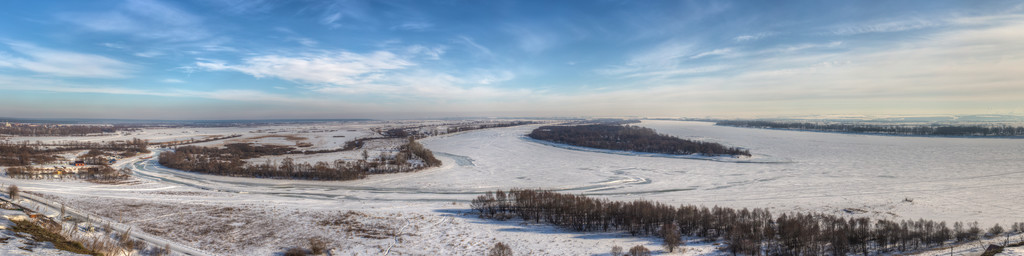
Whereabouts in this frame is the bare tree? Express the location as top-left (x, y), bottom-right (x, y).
top-left (8, 185), bottom-right (19, 201)
top-left (611, 245), bottom-right (624, 256)
top-left (661, 222), bottom-right (681, 252)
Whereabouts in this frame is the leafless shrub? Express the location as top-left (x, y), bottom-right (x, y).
top-left (989, 224), bottom-right (1005, 238)
top-left (308, 237), bottom-right (327, 255)
top-left (487, 242), bottom-right (513, 256)
top-left (284, 247), bottom-right (307, 256)
top-left (610, 245), bottom-right (623, 256)
top-left (627, 245), bottom-right (651, 256)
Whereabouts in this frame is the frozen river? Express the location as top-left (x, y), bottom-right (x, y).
top-left (417, 120), bottom-right (1024, 225)
top-left (26, 120), bottom-right (1023, 227)
top-left (7, 120), bottom-right (1022, 255)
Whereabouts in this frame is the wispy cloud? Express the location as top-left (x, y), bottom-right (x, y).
top-left (287, 37), bottom-right (318, 47)
top-left (455, 36), bottom-right (493, 57)
top-left (405, 45), bottom-right (445, 60)
top-left (196, 50), bottom-right (414, 86)
top-left (0, 74), bottom-right (301, 103)
top-left (318, 0), bottom-right (371, 28)
top-left (161, 78), bottom-right (184, 83)
top-left (134, 50), bottom-right (164, 58)
top-left (830, 18), bottom-right (942, 35)
top-left (690, 48), bottom-right (733, 59)
top-left (503, 24), bottom-right (559, 54)
top-left (597, 41), bottom-right (713, 78)
top-left (59, 0), bottom-right (210, 42)
top-left (196, 46), bottom-right (526, 100)
top-left (0, 42), bottom-right (134, 78)
top-left (766, 41), bottom-right (843, 53)
top-left (392, 21), bottom-right (433, 31)
top-left (734, 32), bottom-right (773, 42)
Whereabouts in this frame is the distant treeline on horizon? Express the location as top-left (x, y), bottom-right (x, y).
top-left (0, 117), bottom-right (375, 125)
top-left (717, 120), bottom-right (1024, 137)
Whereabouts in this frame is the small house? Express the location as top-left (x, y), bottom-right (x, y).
top-left (73, 161), bottom-right (85, 167)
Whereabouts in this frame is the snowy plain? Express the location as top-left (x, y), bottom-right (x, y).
top-left (2, 120), bottom-right (1023, 255)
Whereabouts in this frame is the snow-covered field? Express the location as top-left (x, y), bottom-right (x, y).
top-left (2, 120), bottom-right (1023, 255)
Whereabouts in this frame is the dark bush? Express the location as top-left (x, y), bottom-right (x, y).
top-left (627, 245), bottom-right (650, 256)
top-left (488, 242), bottom-right (513, 256)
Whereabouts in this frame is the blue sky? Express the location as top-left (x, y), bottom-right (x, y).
top-left (1, 0), bottom-right (1023, 119)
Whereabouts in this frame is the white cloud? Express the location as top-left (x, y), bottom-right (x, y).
top-left (406, 45), bottom-right (445, 60)
top-left (690, 48), bottom-right (733, 59)
top-left (734, 32), bottom-right (773, 42)
top-left (596, 41), bottom-right (724, 79)
top-left (288, 37), bottom-right (318, 47)
top-left (579, 15), bottom-right (1024, 117)
top-left (161, 78), bottom-right (184, 83)
top-left (392, 22), bottom-right (434, 31)
top-left (765, 41), bottom-right (843, 53)
top-left (196, 47), bottom-right (528, 100)
top-left (830, 18), bottom-right (942, 35)
top-left (134, 50), bottom-right (164, 58)
top-left (0, 42), bottom-right (134, 78)
top-left (455, 36), bottom-right (493, 57)
top-left (503, 25), bottom-right (559, 54)
top-left (197, 50), bottom-right (414, 86)
top-left (317, 0), bottom-right (370, 28)
top-left (59, 0), bottom-right (210, 42)
top-left (0, 74), bottom-right (304, 104)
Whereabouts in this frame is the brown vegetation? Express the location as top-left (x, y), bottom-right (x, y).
top-left (317, 211), bottom-right (397, 239)
top-left (10, 219), bottom-right (101, 256)
top-left (487, 242), bottom-right (513, 256)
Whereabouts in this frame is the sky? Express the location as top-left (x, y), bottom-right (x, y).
top-left (1, 0), bottom-right (1023, 120)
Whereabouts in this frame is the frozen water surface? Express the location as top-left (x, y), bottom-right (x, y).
top-left (418, 120), bottom-right (1024, 225)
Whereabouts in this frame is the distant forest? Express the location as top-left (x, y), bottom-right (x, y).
top-left (473, 189), bottom-right (1021, 255)
top-left (158, 138), bottom-right (441, 181)
top-left (717, 120), bottom-right (1024, 137)
top-left (0, 124), bottom-right (139, 136)
top-left (528, 124), bottom-right (750, 156)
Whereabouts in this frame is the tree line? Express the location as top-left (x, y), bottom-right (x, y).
top-left (472, 189), bottom-right (1022, 255)
top-left (0, 123), bottom-right (140, 136)
top-left (0, 139), bottom-right (149, 166)
top-left (7, 165), bottom-right (132, 182)
top-left (158, 138), bottom-right (441, 181)
top-left (528, 124), bottom-right (751, 156)
top-left (153, 134), bottom-right (241, 147)
top-left (717, 120), bottom-right (1024, 137)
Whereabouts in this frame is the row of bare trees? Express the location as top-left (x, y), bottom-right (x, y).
top-left (472, 189), bottom-right (1020, 255)
top-left (529, 124), bottom-right (751, 156)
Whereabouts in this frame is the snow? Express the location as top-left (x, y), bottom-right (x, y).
top-left (2, 120), bottom-right (1023, 255)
